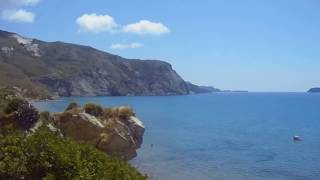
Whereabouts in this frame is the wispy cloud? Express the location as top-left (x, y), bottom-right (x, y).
top-left (76, 13), bottom-right (118, 33)
top-left (0, 0), bottom-right (40, 23)
top-left (110, 42), bottom-right (143, 49)
top-left (2, 9), bottom-right (35, 23)
top-left (122, 20), bottom-right (170, 35)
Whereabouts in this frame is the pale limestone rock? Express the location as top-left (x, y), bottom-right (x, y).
top-left (79, 112), bottom-right (104, 128)
top-left (12, 34), bottom-right (40, 57)
top-left (1, 46), bottom-right (14, 55)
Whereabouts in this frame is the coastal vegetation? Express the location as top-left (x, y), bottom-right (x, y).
top-left (0, 126), bottom-right (146, 180)
top-left (84, 103), bottom-right (104, 117)
top-left (0, 87), bottom-right (147, 179)
top-left (65, 102), bottom-right (79, 111)
top-left (5, 97), bottom-right (39, 129)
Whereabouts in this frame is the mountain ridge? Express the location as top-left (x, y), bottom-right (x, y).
top-left (0, 29), bottom-right (219, 98)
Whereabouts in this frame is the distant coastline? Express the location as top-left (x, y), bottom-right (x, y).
top-left (308, 87), bottom-right (320, 93)
top-left (222, 90), bottom-right (249, 93)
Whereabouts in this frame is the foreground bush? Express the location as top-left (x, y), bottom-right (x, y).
top-left (65, 102), bottom-right (79, 112)
top-left (3, 98), bottom-right (39, 129)
top-left (0, 126), bottom-right (147, 180)
top-left (0, 87), bottom-right (18, 112)
top-left (118, 106), bottom-right (135, 119)
top-left (4, 98), bottom-right (28, 114)
top-left (84, 103), bottom-right (103, 117)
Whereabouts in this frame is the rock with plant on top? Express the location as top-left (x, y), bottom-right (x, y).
top-left (52, 102), bottom-right (145, 160)
top-left (0, 87), bottom-right (146, 179)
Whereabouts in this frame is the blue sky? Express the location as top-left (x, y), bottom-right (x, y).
top-left (1, 0), bottom-right (320, 92)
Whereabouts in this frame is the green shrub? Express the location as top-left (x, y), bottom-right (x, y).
top-left (103, 107), bottom-right (135, 120)
top-left (4, 98), bottom-right (28, 114)
top-left (103, 108), bottom-right (116, 119)
top-left (0, 87), bottom-right (17, 117)
top-left (15, 103), bottom-right (39, 129)
top-left (84, 103), bottom-right (103, 117)
top-left (65, 102), bottom-right (79, 112)
top-left (118, 106), bottom-right (134, 119)
top-left (0, 126), bottom-right (147, 180)
top-left (4, 98), bottom-right (39, 129)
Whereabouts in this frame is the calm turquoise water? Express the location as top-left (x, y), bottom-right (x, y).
top-left (34, 93), bottom-right (320, 180)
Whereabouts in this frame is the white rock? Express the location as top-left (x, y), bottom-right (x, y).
top-left (47, 123), bottom-right (59, 132)
top-left (130, 116), bottom-right (144, 128)
top-left (12, 34), bottom-right (33, 45)
top-left (12, 34), bottom-right (40, 57)
top-left (1, 46), bottom-right (14, 55)
top-left (30, 120), bottom-right (43, 133)
top-left (26, 43), bottom-right (40, 56)
top-left (79, 112), bottom-right (105, 128)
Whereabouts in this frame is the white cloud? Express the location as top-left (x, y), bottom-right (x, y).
top-left (0, 0), bottom-right (40, 23)
top-left (75, 13), bottom-right (171, 36)
top-left (122, 20), bottom-right (170, 35)
top-left (110, 42), bottom-right (143, 49)
top-left (2, 9), bottom-right (35, 23)
top-left (76, 13), bottom-right (118, 33)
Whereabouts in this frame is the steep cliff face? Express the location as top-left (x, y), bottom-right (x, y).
top-left (0, 29), bottom-right (209, 97)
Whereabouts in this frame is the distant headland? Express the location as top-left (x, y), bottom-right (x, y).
top-left (308, 87), bottom-right (320, 93)
top-left (0, 29), bottom-right (219, 98)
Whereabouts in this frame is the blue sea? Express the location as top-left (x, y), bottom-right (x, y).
top-left (34, 93), bottom-right (320, 180)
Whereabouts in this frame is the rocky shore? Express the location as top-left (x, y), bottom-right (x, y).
top-left (0, 86), bottom-right (146, 179)
top-left (46, 104), bottom-right (145, 160)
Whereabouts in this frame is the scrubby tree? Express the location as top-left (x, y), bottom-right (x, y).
top-left (84, 103), bottom-right (103, 117)
top-left (4, 98), bottom-right (27, 114)
top-left (64, 102), bottom-right (79, 112)
top-left (4, 98), bottom-right (39, 129)
top-left (15, 103), bottom-right (39, 129)
top-left (118, 106), bottom-right (135, 119)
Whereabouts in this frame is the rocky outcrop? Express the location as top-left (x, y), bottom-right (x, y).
top-left (51, 105), bottom-right (144, 160)
top-left (0, 87), bottom-right (145, 160)
top-left (0, 29), bottom-right (217, 97)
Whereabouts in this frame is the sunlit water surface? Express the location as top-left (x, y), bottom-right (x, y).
top-left (34, 93), bottom-right (320, 180)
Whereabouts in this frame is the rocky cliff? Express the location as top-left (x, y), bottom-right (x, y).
top-left (0, 88), bottom-right (146, 179)
top-left (50, 105), bottom-right (145, 160)
top-left (0, 29), bottom-right (217, 97)
top-left (0, 87), bottom-right (145, 160)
